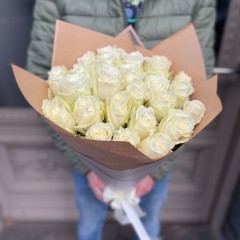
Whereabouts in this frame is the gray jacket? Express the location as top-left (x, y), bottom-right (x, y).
top-left (27, 0), bottom-right (216, 180)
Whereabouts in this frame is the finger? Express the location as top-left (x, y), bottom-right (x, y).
top-left (97, 182), bottom-right (105, 191)
top-left (92, 172), bottom-right (105, 183)
top-left (92, 178), bottom-right (105, 190)
top-left (87, 174), bottom-right (105, 190)
top-left (91, 181), bottom-right (105, 192)
top-left (93, 189), bottom-right (104, 201)
top-left (136, 186), bottom-right (150, 198)
top-left (96, 178), bottom-right (106, 189)
top-left (136, 187), bottom-right (144, 198)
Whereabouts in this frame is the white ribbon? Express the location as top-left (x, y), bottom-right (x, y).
top-left (103, 187), bottom-right (151, 240)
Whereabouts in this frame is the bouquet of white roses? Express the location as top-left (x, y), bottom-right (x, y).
top-left (12, 20), bottom-right (222, 180)
top-left (12, 20), bottom-right (222, 240)
top-left (42, 46), bottom-right (206, 160)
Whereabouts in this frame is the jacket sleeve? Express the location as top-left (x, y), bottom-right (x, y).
top-left (192, 0), bottom-right (216, 78)
top-left (26, 0), bottom-right (90, 176)
top-left (150, 0), bottom-right (216, 181)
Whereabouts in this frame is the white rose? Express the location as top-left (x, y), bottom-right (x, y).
top-left (145, 74), bottom-right (170, 92)
top-left (78, 51), bottom-right (96, 65)
top-left (121, 70), bottom-right (146, 86)
top-left (71, 52), bottom-right (96, 75)
top-left (148, 91), bottom-right (177, 121)
top-left (71, 63), bottom-right (85, 74)
top-left (86, 122), bottom-right (114, 141)
top-left (120, 63), bottom-right (146, 90)
top-left (48, 73), bottom-right (91, 104)
top-left (48, 65), bottom-right (68, 80)
top-left (137, 133), bottom-right (174, 159)
top-left (63, 73), bottom-right (91, 95)
top-left (95, 63), bottom-right (121, 101)
top-left (73, 96), bottom-right (104, 131)
top-left (113, 128), bottom-right (140, 147)
top-left (156, 109), bottom-right (195, 144)
top-left (127, 82), bottom-right (148, 109)
top-left (119, 63), bottom-right (141, 73)
top-left (106, 91), bottom-right (129, 129)
top-left (128, 105), bottom-right (157, 140)
top-left (170, 71), bottom-right (194, 98)
top-left (183, 100), bottom-right (206, 124)
top-left (41, 96), bottom-right (75, 132)
top-left (97, 46), bottom-right (116, 55)
top-left (144, 56), bottom-right (171, 77)
top-left (96, 46), bottom-right (125, 66)
top-left (123, 51), bottom-right (145, 68)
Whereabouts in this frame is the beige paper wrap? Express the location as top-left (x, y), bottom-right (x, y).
top-left (12, 21), bottom-right (222, 190)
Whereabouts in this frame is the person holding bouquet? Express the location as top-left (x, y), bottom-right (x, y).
top-left (26, 0), bottom-right (216, 239)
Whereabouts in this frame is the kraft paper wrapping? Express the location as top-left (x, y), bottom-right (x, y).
top-left (12, 20), bottom-right (222, 190)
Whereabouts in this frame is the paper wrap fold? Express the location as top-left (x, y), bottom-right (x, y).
top-left (12, 20), bottom-right (222, 190)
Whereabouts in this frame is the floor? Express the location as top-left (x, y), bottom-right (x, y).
top-left (0, 221), bottom-right (222, 240)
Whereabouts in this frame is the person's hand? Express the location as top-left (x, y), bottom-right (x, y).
top-left (135, 176), bottom-right (155, 198)
top-left (87, 171), bottom-right (106, 201)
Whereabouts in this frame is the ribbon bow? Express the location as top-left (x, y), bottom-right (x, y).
top-left (103, 186), bottom-right (151, 240)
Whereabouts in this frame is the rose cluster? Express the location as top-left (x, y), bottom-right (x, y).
top-left (42, 46), bottom-right (206, 160)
